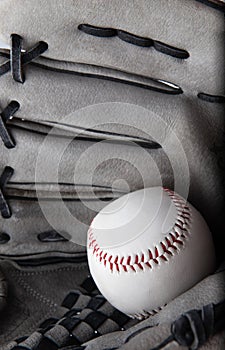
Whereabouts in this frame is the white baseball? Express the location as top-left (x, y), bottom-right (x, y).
top-left (87, 187), bottom-right (216, 319)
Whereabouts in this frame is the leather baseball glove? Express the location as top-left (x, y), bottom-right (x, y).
top-left (0, 1), bottom-right (224, 349)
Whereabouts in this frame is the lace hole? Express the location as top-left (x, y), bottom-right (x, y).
top-left (0, 233), bottom-right (10, 244)
top-left (37, 231), bottom-right (69, 243)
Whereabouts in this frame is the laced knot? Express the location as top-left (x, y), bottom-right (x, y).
top-left (0, 34), bottom-right (48, 83)
top-left (0, 101), bottom-right (20, 148)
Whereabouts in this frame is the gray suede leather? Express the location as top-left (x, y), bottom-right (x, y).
top-left (83, 267), bottom-right (225, 349)
top-left (0, 261), bottom-right (224, 349)
top-left (0, 1), bottom-right (224, 349)
top-left (0, 0), bottom-right (224, 95)
top-left (0, 63), bottom-right (224, 258)
top-left (84, 326), bottom-right (225, 350)
top-left (0, 260), bottom-right (89, 347)
top-left (84, 327), bottom-right (225, 350)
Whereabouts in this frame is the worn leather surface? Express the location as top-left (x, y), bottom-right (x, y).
top-left (0, 69), bottom-right (224, 259)
top-left (0, 260), bottom-right (224, 349)
top-left (0, 260), bottom-right (89, 346)
top-left (0, 2), bottom-right (224, 262)
top-left (0, 1), bottom-right (224, 349)
top-left (0, 0), bottom-right (224, 95)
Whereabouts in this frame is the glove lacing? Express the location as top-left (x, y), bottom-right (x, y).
top-left (0, 34), bottom-right (48, 221)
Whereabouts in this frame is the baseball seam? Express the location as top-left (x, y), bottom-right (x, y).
top-left (88, 189), bottom-right (191, 274)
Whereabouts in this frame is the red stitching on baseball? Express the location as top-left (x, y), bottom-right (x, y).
top-left (114, 256), bottom-right (118, 263)
top-left (137, 263), bottom-right (144, 270)
top-left (148, 249), bottom-right (153, 259)
top-left (146, 262), bottom-right (152, 269)
top-left (88, 188), bottom-right (191, 273)
top-left (160, 255), bottom-right (168, 262)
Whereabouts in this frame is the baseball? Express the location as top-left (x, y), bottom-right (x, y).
top-left (87, 187), bottom-right (216, 319)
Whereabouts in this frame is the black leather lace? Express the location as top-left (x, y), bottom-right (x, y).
top-left (7, 284), bottom-right (225, 350)
top-left (0, 22), bottom-right (224, 349)
top-left (78, 24), bottom-right (225, 102)
top-left (78, 24), bottom-right (190, 59)
top-left (0, 35), bottom-right (48, 220)
top-left (0, 34), bottom-right (48, 83)
top-left (9, 276), bottom-right (135, 350)
top-left (121, 300), bottom-right (225, 350)
top-left (198, 92), bottom-right (225, 104)
top-left (0, 33), bottom-right (224, 228)
top-left (171, 301), bottom-right (225, 350)
top-left (0, 101), bottom-right (20, 148)
top-left (0, 166), bottom-right (14, 218)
